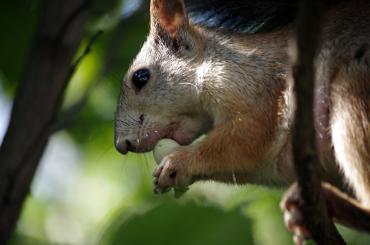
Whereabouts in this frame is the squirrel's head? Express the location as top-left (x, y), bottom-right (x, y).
top-left (115, 0), bottom-right (212, 154)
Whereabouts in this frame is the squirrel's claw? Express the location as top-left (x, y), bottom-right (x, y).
top-left (153, 151), bottom-right (191, 195)
top-left (153, 182), bottom-right (171, 194)
top-left (280, 184), bottom-right (312, 244)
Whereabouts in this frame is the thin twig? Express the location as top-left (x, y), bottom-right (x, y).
top-left (71, 30), bottom-right (103, 73)
top-left (53, 30), bottom-right (103, 132)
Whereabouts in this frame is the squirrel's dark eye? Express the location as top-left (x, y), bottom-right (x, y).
top-left (132, 68), bottom-right (150, 91)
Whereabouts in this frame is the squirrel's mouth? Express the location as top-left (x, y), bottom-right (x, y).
top-left (147, 123), bottom-right (196, 150)
top-left (117, 121), bottom-right (197, 154)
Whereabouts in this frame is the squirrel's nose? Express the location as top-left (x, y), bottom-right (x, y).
top-left (115, 137), bottom-right (134, 154)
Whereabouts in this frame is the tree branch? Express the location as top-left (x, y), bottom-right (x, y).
top-left (0, 0), bottom-right (90, 242)
top-left (287, 0), bottom-right (345, 243)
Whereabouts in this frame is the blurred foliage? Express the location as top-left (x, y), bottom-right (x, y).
top-left (102, 201), bottom-right (254, 245)
top-left (1, 0), bottom-right (370, 244)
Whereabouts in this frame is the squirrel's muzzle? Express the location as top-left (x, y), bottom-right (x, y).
top-left (115, 137), bottom-right (135, 155)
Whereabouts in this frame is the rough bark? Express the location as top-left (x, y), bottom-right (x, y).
top-left (289, 0), bottom-right (345, 243)
top-left (0, 0), bottom-right (90, 242)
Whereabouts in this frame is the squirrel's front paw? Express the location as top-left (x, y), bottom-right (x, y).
top-left (153, 151), bottom-right (193, 194)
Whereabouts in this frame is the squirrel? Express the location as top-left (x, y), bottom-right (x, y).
top-left (114, 0), bottom-right (370, 238)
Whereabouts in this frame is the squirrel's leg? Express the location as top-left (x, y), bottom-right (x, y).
top-left (322, 183), bottom-right (370, 231)
top-left (154, 113), bottom-right (278, 193)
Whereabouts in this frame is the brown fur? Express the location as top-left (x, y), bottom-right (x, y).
top-left (115, 0), bottom-right (370, 210)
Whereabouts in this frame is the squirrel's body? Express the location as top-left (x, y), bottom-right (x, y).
top-left (115, 0), bottom-right (370, 207)
top-left (190, 26), bottom-right (294, 186)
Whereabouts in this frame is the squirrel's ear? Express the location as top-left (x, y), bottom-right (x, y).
top-left (150, 0), bottom-right (188, 38)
